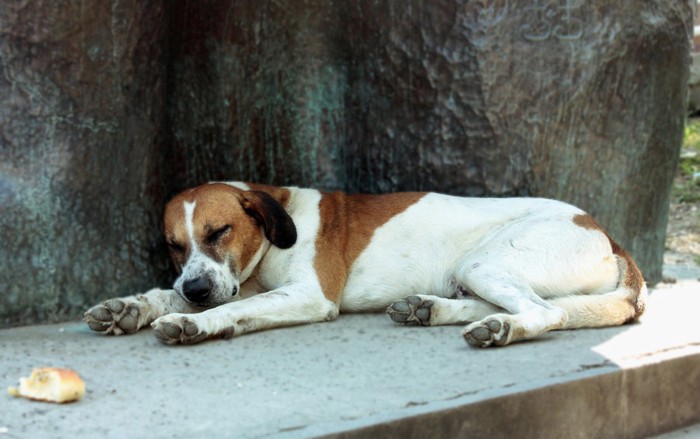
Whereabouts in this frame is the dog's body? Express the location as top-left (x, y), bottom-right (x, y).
top-left (84, 182), bottom-right (646, 347)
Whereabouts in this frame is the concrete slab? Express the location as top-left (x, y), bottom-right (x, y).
top-left (654, 423), bottom-right (700, 439)
top-left (1, 277), bottom-right (699, 439)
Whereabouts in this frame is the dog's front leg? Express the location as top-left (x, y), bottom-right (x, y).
top-left (151, 286), bottom-right (338, 345)
top-left (84, 288), bottom-right (199, 335)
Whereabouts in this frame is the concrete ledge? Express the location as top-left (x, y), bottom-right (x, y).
top-left (2, 278), bottom-right (699, 439)
top-left (317, 349), bottom-right (700, 439)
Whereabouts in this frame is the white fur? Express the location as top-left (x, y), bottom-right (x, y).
top-left (183, 201), bottom-right (197, 250)
top-left (239, 239), bottom-right (269, 284)
top-left (340, 195), bottom-right (612, 308)
top-left (223, 181), bottom-right (250, 191)
top-left (341, 194), bottom-right (636, 346)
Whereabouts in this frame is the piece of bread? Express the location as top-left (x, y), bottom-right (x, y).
top-left (8, 367), bottom-right (85, 403)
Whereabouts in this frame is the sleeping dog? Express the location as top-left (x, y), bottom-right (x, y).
top-left (84, 182), bottom-right (646, 347)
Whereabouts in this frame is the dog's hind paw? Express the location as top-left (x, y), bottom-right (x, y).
top-left (462, 316), bottom-right (510, 348)
top-left (151, 315), bottom-right (211, 345)
top-left (386, 295), bottom-right (434, 326)
top-left (84, 299), bottom-right (148, 335)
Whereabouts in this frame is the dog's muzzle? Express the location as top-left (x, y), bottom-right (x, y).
top-left (182, 276), bottom-right (212, 303)
top-left (181, 276), bottom-right (239, 305)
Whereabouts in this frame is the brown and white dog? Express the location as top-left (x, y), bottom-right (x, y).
top-left (84, 182), bottom-right (647, 347)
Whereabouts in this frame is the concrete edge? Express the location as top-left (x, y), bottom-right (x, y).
top-left (277, 347), bottom-right (700, 439)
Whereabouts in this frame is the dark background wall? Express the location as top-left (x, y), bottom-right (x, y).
top-left (0, 1), bottom-right (169, 326)
top-left (0, 0), bottom-right (694, 327)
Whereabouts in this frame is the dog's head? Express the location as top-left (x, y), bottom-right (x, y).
top-left (163, 183), bottom-right (297, 307)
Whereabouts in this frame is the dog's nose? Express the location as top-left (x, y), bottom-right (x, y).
top-left (182, 277), bottom-right (212, 303)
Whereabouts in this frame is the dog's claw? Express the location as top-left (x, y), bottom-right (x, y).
top-left (386, 295), bottom-right (434, 326)
top-left (86, 319), bottom-right (111, 332)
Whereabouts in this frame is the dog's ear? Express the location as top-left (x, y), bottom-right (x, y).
top-left (241, 191), bottom-right (297, 249)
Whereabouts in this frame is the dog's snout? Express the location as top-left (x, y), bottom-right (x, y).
top-left (182, 277), bottom-right (212, 303)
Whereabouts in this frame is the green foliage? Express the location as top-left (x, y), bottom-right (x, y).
top-left (676, 120), bottom-right (700, 203)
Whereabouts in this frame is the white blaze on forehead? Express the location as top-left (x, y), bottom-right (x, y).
top-left (184, 201), bottom-right (198, 251)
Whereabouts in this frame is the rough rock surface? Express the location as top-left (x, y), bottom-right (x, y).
top-left (0, 0), bottom-right (693, 326)
top-left (0, 1), bottom-right (169, 326)
top-left (168, 0), bottom-right (693, 284)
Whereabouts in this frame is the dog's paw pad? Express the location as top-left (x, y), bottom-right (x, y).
top-left (117, 305), bottom-right (140, 331)
top-left (104, 299), bottom-right (125, 314)
top-left (152, 316), bottom-right (208, 345)
top-left (386, 295), bottom-right (434, 326)
top-left (156, 322), bottom-right (182, 340)
top-left (462, 318), bottom-right (510, 348)
top-left (84, 300), bottom-right (144, 335)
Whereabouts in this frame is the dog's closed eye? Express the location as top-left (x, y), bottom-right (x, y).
top-left (206, 225), bottom-right (232, 245)
top-left (167, 241), bottom-right (185, 254)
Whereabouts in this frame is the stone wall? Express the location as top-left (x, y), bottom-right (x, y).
top-left (0, 0), bottom-right (694, 327)
top-left (0, 1), bottom-right (169, 325)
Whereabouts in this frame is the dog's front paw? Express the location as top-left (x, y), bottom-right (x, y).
top-left (386, 295), bottom-right (434, 326)
top-left (151, 315), bottom-right (210, 345)
top-left (84, 299), bottom-right (148, 335)
top-left (462, 316), bottom-right (511, 348)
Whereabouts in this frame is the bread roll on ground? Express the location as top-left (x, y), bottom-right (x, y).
top-left (8, 367), bottom-right (85, 403)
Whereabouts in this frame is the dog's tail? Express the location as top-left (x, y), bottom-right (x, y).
top-left (551, 243), bottom-right (647, 330)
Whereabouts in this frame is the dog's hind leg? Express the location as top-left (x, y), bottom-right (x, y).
top-left (451, 213), bottom-right (648, 347)
top-left (455, 264), bottom-right (570, 348)
top-left (84, 288), bottom-right (197, 335)
top-left (553, 246), bottom-right (647, 330)
top-left (387, 295), bottom-right (500, 327)
top-left (550, 290), bottom-right (645, 330)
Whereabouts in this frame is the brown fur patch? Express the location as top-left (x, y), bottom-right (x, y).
top-left (163, 189), bottom-right (192, 270)
top-left (243, 182), bottom-right (292, 207)
top-left (572, 214), bottom-right (645, 315)
top-left (163, 184), bottom-right (269, 277)
top-left (314, 191), bottom-right (427, 304)
top-left (571, 213), bottom-right (599, 231)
